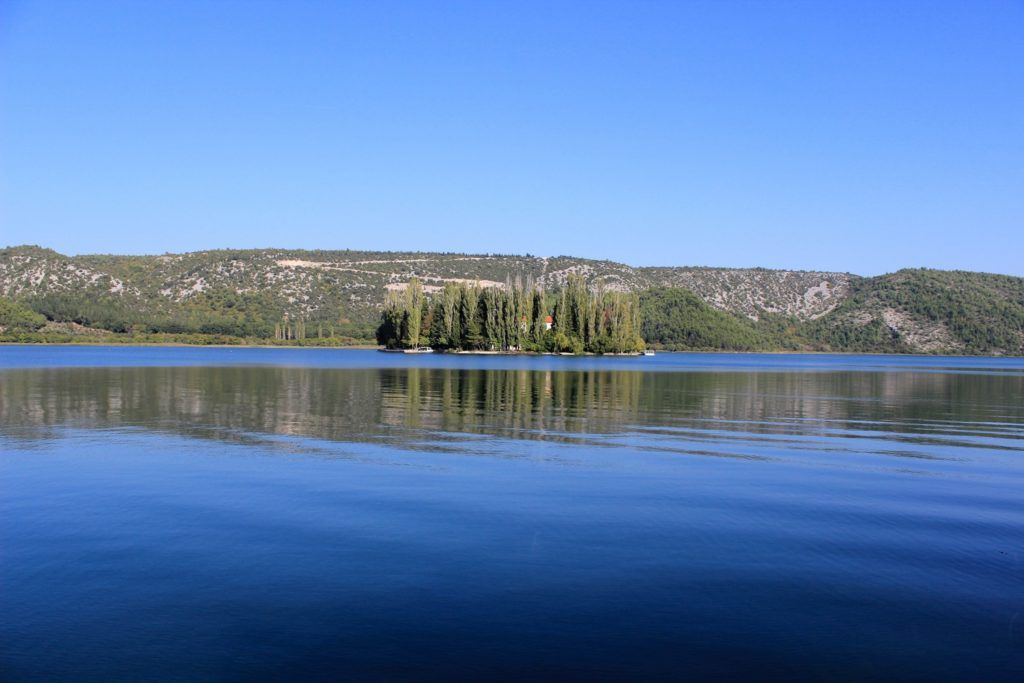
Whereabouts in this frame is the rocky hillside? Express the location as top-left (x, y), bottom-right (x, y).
top-left (641, 267), bottom-right (852, 320)
top-left (2, 246), bottom-right (1021, 355)
top-left (802, 269), bottom-right (1024, 356)
top-left (0, 245), bottom-right (851, 323)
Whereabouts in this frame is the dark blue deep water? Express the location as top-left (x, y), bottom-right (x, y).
top-left (1, 347), bottom-right (1022, 680)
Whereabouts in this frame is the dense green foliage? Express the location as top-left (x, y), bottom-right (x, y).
top-left (639, 288), bottom-right (769, 351)
top-left (14, 289), bottom-right (374, 343)
top-left (26, 292), bottom-right (139, 333)
top-left (378, 275), bottom-right (645, 353)
top-left (0, 297), bottom-right (46, 331)
top-left (804, 269), bottom-right (1024, 354)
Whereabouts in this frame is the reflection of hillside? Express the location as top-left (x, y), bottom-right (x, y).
top-left (0, 367), bottom-right (384, 444)
top-left (1, 367), bottom-right (1022, 448)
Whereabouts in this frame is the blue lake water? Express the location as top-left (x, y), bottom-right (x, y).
top-left (1, 347), bottom-right (1023, 680)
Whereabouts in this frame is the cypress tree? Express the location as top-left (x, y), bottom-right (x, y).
top-left (405, 278), bottom-right (424, 348)
top-left (376, 273), bottom-right (644, 353)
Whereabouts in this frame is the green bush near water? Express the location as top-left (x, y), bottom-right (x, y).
top-left (0, 297), bottom-right (47, 332)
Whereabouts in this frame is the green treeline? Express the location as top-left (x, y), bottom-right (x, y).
top-left (377, 275), bottom-right (645, 354)
top-left (14, 290), bottom-right (376, 343)
top-left (639, 288), bottom-right (771, 351)
top-left (0, 297), bottom-right (47, 332)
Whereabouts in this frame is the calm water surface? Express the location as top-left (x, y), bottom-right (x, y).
top-left (1, 347), bottom-right (1022, 680)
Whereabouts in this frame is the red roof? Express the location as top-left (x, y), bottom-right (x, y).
top-left (545, 315), bottom-right (553, 323)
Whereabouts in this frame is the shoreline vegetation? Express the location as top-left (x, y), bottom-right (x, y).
top-left (0, 331), bottom-right (378, 348)
top-left (0, 335), bottom-right (1018, 360)
top-left (0, 341), bottom-right (1018, 361)
top-left (2, 322), bottom-right (1022, 357)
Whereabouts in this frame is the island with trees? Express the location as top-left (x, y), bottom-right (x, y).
top-left (376, 274), bottom-right (646, 354)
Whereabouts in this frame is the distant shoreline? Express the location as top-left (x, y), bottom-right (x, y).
top-left (1, 340), bottom-right (1020, 359)
top-left (0, 340), bottom-right (380, 351)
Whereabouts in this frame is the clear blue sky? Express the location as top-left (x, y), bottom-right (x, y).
top-left (1, 1), bottom-right (1021, 275)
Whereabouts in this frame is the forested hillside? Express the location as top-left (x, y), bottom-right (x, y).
top-left (639, 289), bottom-right (771, 351)
top-left (802, 269), bottom-right (1024, 355)
top-left (2, 246), bottom-right (1022, 355)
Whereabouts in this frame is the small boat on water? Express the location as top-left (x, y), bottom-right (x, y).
top-left (379, 347), bottom-right (435, 354)
top-left (643, 350), bottom-right (656, 356)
